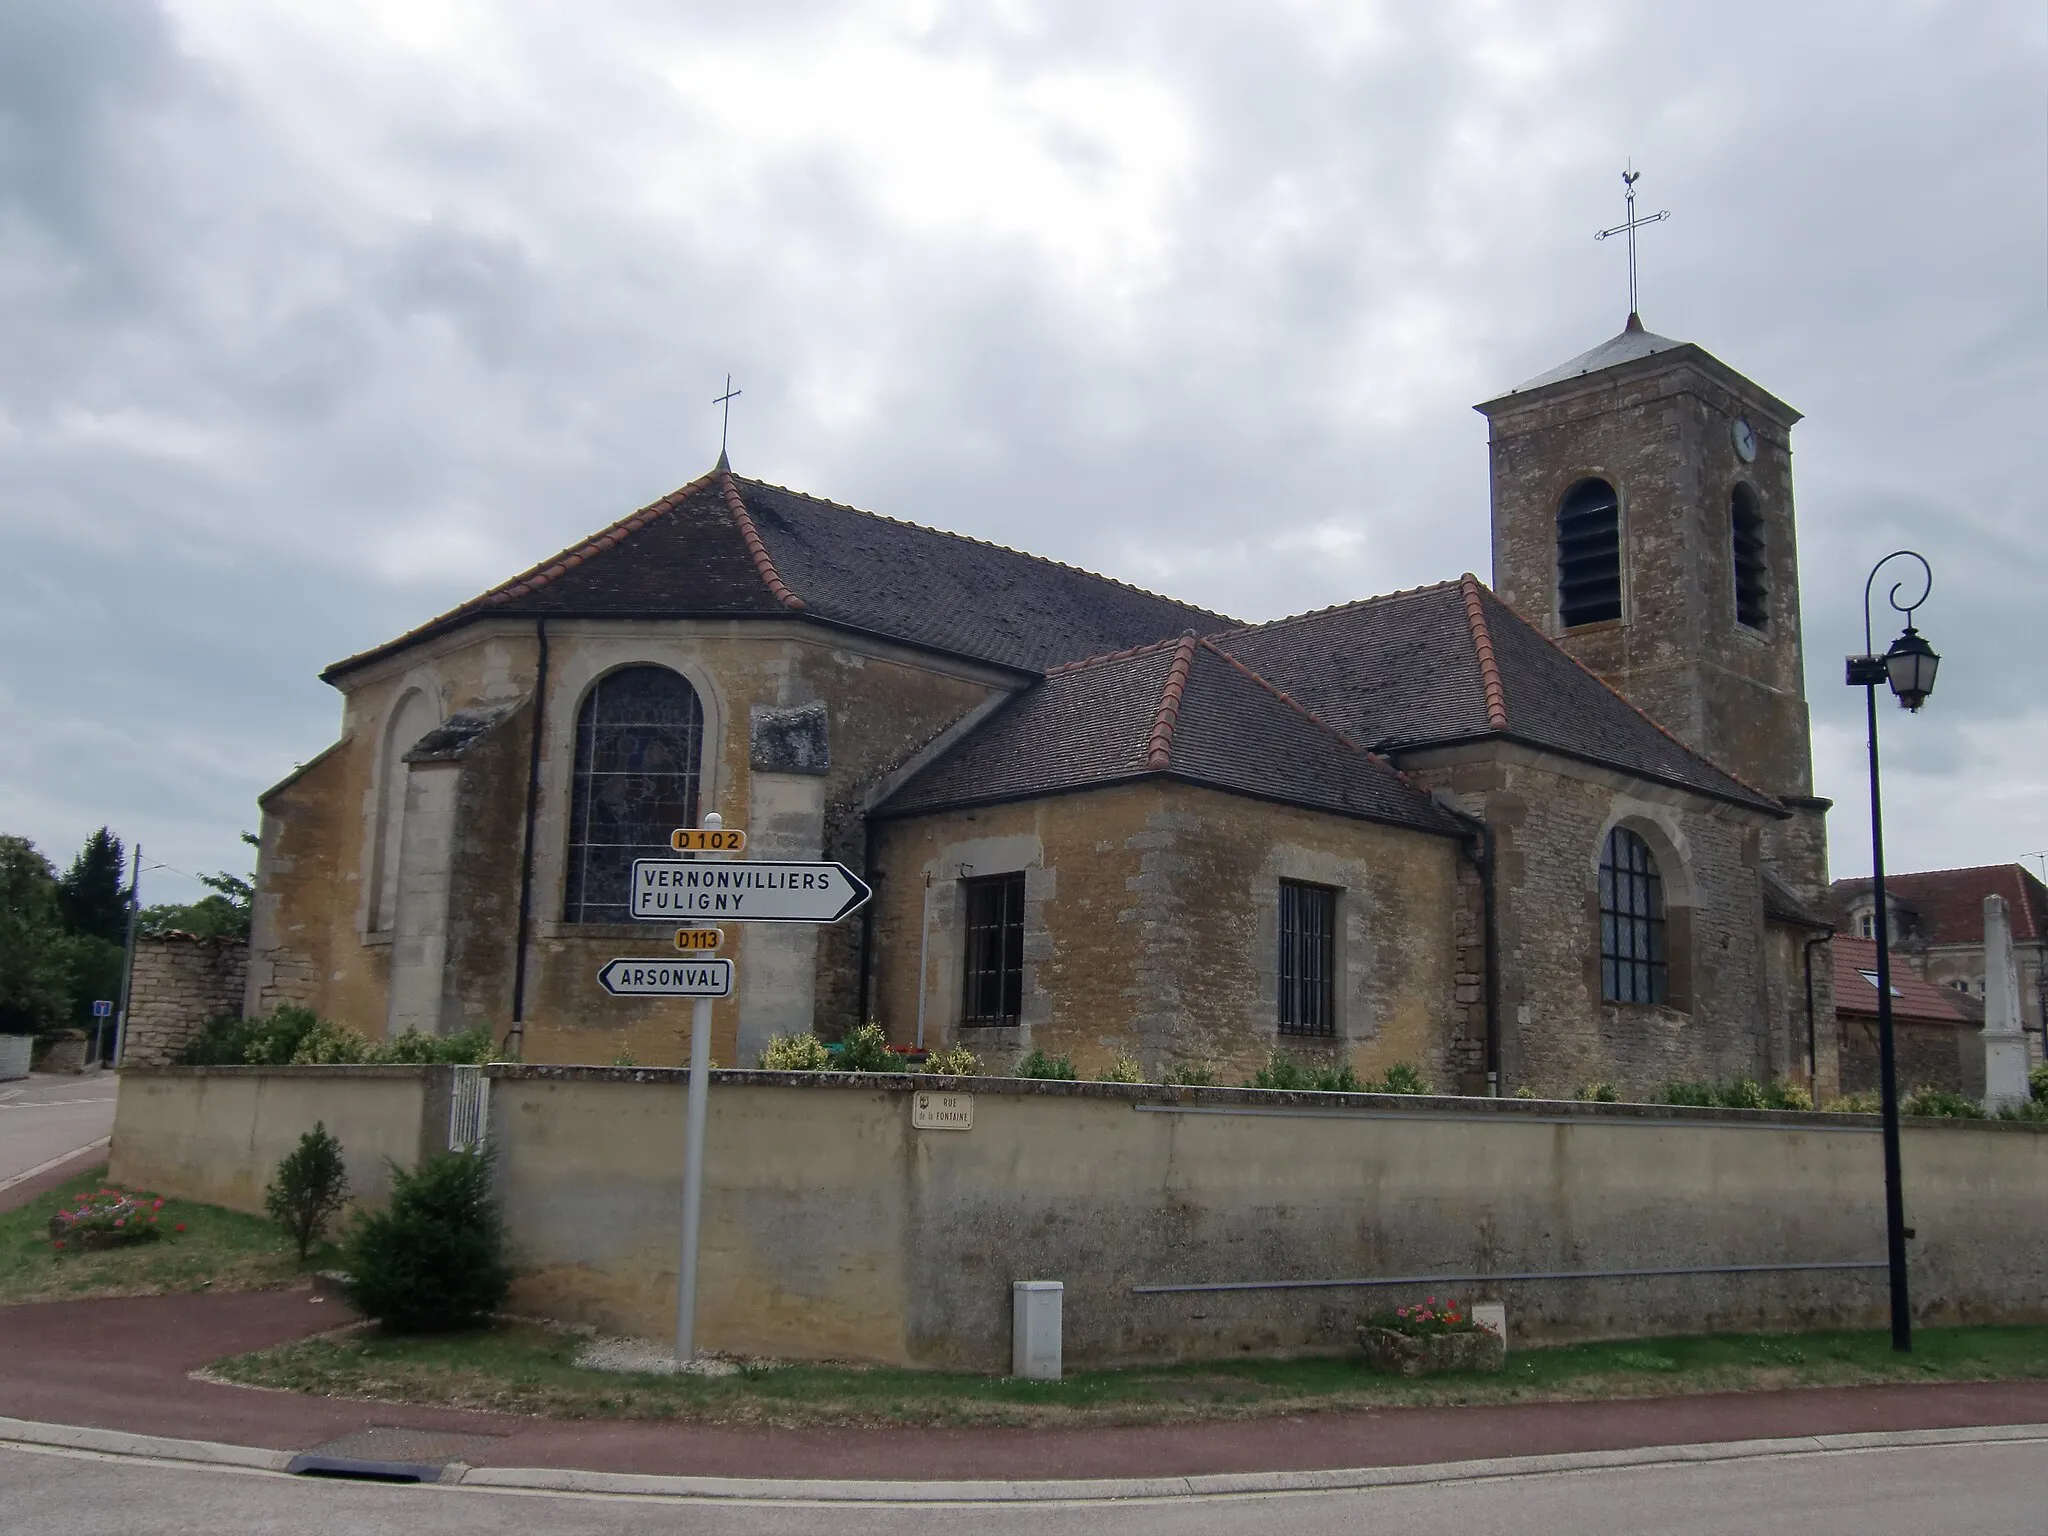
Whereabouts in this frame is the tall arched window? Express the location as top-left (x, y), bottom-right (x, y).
top-left (564, 666), bottom-right (705, 924)
top-left (1599, 826), bottom-right (1667, 1004)
top-left (1730, 484), bottom-right (1768, 629)
top-left (370, 689), bottom-right (438, 932)
top-left (1557, 478), bottom-right (1622, 627)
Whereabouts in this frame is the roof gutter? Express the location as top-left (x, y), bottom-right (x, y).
top-left (506, 617), bottom-right (548, 1057)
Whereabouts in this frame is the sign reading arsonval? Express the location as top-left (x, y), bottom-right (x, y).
top-left (596, 957), bottom-right (734, 998)
top-left (630, 860), bottom-right (874, 924)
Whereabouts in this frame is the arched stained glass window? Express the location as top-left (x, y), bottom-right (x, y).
top-left (564, 666), bottom-right (704, 924)
top-left (1558, 478), bottom-right (1622, 627)
top-left (1599, 826), bottom-right (1667, 1005)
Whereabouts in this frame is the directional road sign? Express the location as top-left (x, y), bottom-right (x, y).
top-left (671, 826), bottom-right (748, 854)
top-left (91, 1000), bottom-right (113, 1018)
top-left (596, 957), bottom-right (734, 998)
top-left (631, 860), bottom-right (873, 924)
top-left (673, 927), bottom-right (723, 952)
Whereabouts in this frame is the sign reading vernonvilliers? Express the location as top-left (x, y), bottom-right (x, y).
top-left (630, 860), bottom-right (873, 924)
top-left (596, 957), bottom-right (734, 997)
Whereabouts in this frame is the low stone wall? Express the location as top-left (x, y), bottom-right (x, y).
top-left (110, 1068), bottom-right (2048, 1370)
top-left (110, 1065), bottom-right (452, 1212)
top-left (124, 934), bottom-right (249, 1066)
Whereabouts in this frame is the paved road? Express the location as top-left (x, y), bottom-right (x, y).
top-left (3, 1438), bottom-right (2045, 1534)
top-left (0, 1073), bottom-right (117, 1193)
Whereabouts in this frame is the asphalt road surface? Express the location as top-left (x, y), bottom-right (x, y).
top-left (0, 1073), bottom-right (117, 1192)
top-left (3, 1438), bottom-right (2045, 1536)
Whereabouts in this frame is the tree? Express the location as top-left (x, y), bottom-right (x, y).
top-left (0, 837), bottom-right (73, 1036)
top-left (138, 833), bottom-right (257, 940)
top-left (265, 1123), bottom-right (351, 1261)
top-left (56, 829), bottom-right (127, 945)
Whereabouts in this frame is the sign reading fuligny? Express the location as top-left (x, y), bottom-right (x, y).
top-left (630, 859), bottom-right (873, 924)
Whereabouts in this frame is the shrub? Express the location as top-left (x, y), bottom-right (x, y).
top-left (1162, 1061), bottom-right (1219, 1087)
top-left (1574, 1081), bottom-right (1620, 1103)
top-left (344, 1147), bottom-right (511, 1333)
top-left (1998, 1099), bottom-right (2048, 1123)
top-left (1720, 1078), bottom-right (1769, 1110)
top-left (1765, 1081), bottom-right (1815, 1112)
top-left (290, 1019), bottom-right (376, 1064)
top-left (379, 1027), bottom-right (500, 1065)
top-left (759, 1033), bottom-right (832, 1071)
top-left (1014, 1048), bottom-right (1077, 1080)
top-left (921, 1044), bottom-right (981, 1076)
top-left (1512, 1085), bottom-right (1539, 1099)
top-left (1249, 1051), bottom-right (1314, 1091)
top-left (242, 1005), bottom-right (324, 1065)
top-left (1902, 1086), bottom-right (1985, 1119)
top-left (2031, 1062), bottom-right (2048, 1104)
top-left (1659, 1081), bottom-right (1719, 1108)
top-left (1097, 1054), bottom-right (1144, 1084)
top-left (834, 1021), bottom-right (904, 1074)
top-left (1368, 1062), bottom-right (1431, 1095)
top-left (265, 1123), bottom-right (351, 1261)
top-left (1825, 1091), bottom-right (1882, 1114)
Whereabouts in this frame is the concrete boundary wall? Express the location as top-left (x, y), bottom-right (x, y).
top-left (112, 1067), bottom-right (2048, 1370)
top-left (111, 1066), bottom-right (453, 1213)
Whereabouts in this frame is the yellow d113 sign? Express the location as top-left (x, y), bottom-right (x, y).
top-left (673, 927), bottom-right (724, 952)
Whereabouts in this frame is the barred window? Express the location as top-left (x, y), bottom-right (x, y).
top-left (1278, 880), bottom-right (1337, 1036)
top-left (1558, 478), bottom-right (1623, 627)
top-left (1599, 826), bottom-right (1667, 1004)
top-left (960, 873), bottom-right (1025, 1026)
top-left (564, 666), bottom-right (704, 924)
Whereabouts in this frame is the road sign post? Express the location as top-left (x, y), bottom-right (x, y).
top-left (674, 813), bottom-right (730, 1369)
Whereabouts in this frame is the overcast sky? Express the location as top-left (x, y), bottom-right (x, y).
top-left (2, 0), bottom-right (2043, 907)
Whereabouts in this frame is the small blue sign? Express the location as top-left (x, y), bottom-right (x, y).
top-left (91, 1000), bottom-right (113, 1018)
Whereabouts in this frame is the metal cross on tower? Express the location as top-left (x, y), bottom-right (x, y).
top-left (1594, 163), bottom-right (1669, 323)
top-left (713, 374), bottom-right (742, 467)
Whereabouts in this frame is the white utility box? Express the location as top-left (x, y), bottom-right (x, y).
top-left (1012, 1281), bottom-right (1063, 1380)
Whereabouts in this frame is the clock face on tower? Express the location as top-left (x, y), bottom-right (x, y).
top-left (1732, 418), bottom-right (1758, 463)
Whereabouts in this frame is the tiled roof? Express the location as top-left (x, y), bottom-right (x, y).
top-left (325, 469), bottom-right (1230, 680)
top-left (1830, 865), bottom-right (2048, 947)
top-left (875, 636), bottom-right (1467, 838)
top-left (1475, 314), bottom-right (1802, 423)
top-left (1833, 937), bottom-right (1986, 1027)
top-left (1211, 576), bottom-right (1782, 815)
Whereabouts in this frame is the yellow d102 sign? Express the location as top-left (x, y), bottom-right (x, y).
top-left (671, 826), bottom-right (747, 854)
top-left (673, 927), bottom-right (723, 952)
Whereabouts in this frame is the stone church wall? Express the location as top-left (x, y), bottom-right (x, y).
top-left (1410, 743), bottom-right (1785, 1098)
top-left (257, 616), bottom-right (1007, 1067)
top-left (124, 934), bottom-right (249, 1067)
top-left (870, 780), bottom-right (1473, 1085)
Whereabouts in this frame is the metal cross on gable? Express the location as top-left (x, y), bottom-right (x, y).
top-left (713, 373), bottom-right (742, 466)
top-left (1594, 162), bottom-right (1670, 322)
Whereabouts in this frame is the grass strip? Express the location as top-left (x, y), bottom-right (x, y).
top-left (207, 1321), bottom-right (2048, 1429)
top-left (0, 1164), bottom-right (328, 1305)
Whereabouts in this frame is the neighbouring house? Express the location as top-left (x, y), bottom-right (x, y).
top-left (1832, 935), bottom-right (1988, 1098)
top-left (248, 308), bottom-right (1838, 1096)
top-left (1831, 865), bottom-right (2048, 1061)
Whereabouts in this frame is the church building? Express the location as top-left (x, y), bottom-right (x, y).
top-left (247, 313), bottom-right (1839, 1097)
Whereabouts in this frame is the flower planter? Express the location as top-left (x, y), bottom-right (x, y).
top-left (0, 1034), bottom-right (31, 1082)
top-left (1358, 1325), bottom-right (1505, 1377)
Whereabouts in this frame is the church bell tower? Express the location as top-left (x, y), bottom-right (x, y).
top-left (1473, 314), bottom-right (1829, 897)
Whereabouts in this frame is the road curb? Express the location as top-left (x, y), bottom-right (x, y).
top-left (3, 1414), bottom-right (2045, 1503)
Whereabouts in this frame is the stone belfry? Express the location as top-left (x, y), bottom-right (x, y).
top-left (1473, 308), bottom-right (1830, 898)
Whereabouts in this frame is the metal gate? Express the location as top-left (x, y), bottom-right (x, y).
top-left (447, 1066), bottom-right (489, 1151)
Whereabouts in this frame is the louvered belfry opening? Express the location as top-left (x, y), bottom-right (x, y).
top-left (1556, 478), bottom-right (1623, 627)
top-left (1731, 484), bottom-right (1769, 629)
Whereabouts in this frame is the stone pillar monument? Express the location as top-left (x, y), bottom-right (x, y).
top-left (1982, 894), bottom-right (2030, 1113)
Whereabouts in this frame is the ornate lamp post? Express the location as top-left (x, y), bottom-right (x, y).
top-left (1845, 551), bottom-right (1940, 1353)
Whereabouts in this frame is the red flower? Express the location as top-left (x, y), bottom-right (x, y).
top-left (51, 1240), bottom-right (65, 1250)
top-left (113, 1218), bottom-right (125, 1228)
top-left (152, 1200), bottom-right (164, 1210)
top-left (174, 1224), bottom-right (186, 1232)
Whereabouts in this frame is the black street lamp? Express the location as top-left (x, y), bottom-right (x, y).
top-left (1845, 550), bottom-right (1940, 1354)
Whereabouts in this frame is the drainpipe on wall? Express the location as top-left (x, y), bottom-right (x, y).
top-left (1435, 796), bottom-right (1501, 1096)
top-left (507, 618), bottom-right (549, 1057)
top-left (856, 813), bottom-right (878, 1030)
top-left (1803, 931), bottom-right (1834, 1089)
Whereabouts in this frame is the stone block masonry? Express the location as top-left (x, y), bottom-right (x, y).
top-left (123, 934), bottom-right (248, 1066)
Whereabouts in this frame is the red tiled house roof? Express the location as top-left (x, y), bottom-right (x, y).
top-left (1833, 937), bottom-right (1986, 1027)
top-left (1830, 865), bottom-right (2048, 947)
